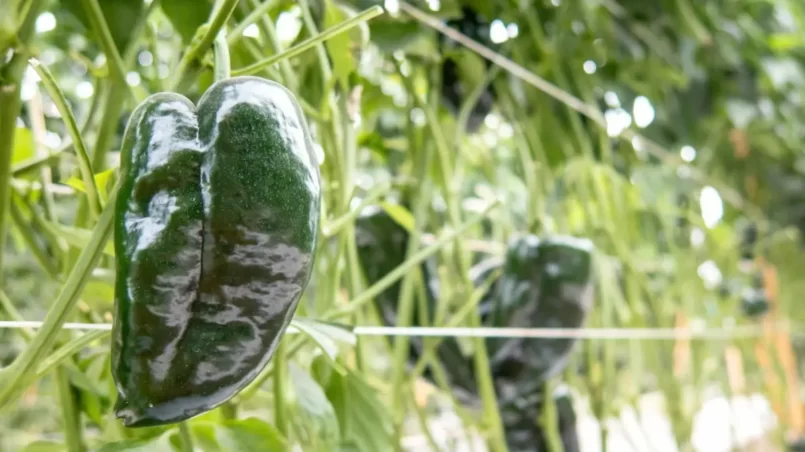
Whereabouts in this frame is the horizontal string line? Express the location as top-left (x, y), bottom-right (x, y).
top-left (0, 320), bottom-right (798, 340)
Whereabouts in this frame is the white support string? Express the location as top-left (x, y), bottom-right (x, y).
top-left (0, 320), bottom-right (799, 340)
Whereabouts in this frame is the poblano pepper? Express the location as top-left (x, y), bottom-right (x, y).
top-left (112, 76), bottom-right (321, 427)
top-left (354, 208), bottom-right (481, 392)
top-left (490, 235), bottom-right (595, 386)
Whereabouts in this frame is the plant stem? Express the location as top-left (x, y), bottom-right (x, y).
top-left (91, 82), bottom-right (125, 172)
top-left (0, 84), bottom-right (22, 288)
top-left (389, 138), bottom-right (433, 439)
top-left (541, 380), bottom-right (564, 452)
top-left (178, 423), bottom-right (194, 452)
top-left (273, 338), bottom-right (288, 436)
top-left (29, 58), bottom-right (102, 218)
top-left (8, 199), bottom-right (61, 279)
top-left (0, 0), bottom-right (43, 287)
top-left (213, 31), bottom-right (231, 81)
top-left (243, 0), bottom-right (297, 90)
top-left (79, 0), bottom-right (131, 94)
top-left (173, 0), bottom-right (240, 91)
top-left (322, 182), bottom-right (392, 237)
top-left (232, 6), bottom-right (383, 76)
top-left (56, 366), bottom-right (86, 452)
top-left (324, 200), bottom-right (499, 320)
top-left (0, 183), bottom-right (119, 408)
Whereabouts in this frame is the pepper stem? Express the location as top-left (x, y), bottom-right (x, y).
top-left (213, 30), bottom-right (231, 82)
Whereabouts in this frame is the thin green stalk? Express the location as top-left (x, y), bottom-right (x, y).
top-left (232, 6), bottom-right (383, 76)
top-left (273, 338), bottom-right (288, 436)
top-left (56, 366), bottom-right (85, 452)
top-left (0, 182), bottom-right (119, 408)
top-left (399, 1), bottom-right (767, 227)
top-left (324, 200), bottom-right (500, 320)
top-left (79, 0), bottom-right (130, 93)
top-left (147, 23), bottom-right (163, 91)
top-left (322, 182), bottom-right (392, 237)
top-left (12, 150), bottom-right (66, 176)
top-left (173, 0), bottom-right (240, 91)
top-left (178, 423), bottom-right (194, 452)
top-left (213, 31), bottom-right (231, 81)
top-left (0, 0), bottom-right (43, 80)
top-left (243, 0), bottom-right (296, 90)
top-left (122, 0), bottom-right (162, 68)
top-left (0, 289), bottom-right (33, 340)
top-left (233, 334), bottom-right (307, 403)
top-left (676, 0), bottom-right (711, 44)
top-left (541, 380), bottom-right (563, 452)
top-left (35, 330), bottom-right (110, 379)
top-left (410, 269), bottom-right (500, 378)
top-left (236, 37), bottom-right (298, 100)
top-left (298, 0), bottom-right (334, 82)
top-left (389, 138), bottom-right (434, 442)
top-left (229, 0), bottom-right (279, 45)
top-left (29, 59), bottom-right (102, 218)
top-left (397, 62), bottom-right (472, 286)
top-left (8, 199), bottom-right (61, 279)
top-left (27, 87), bottom-right (58, 223)
top-left (91, 82), bottom-right (125, 172)
top-left (455, 66), bottom-right (500, 144)
top-left (468, 307), bottom-right (507, 452)
top-left (0, 85), bottom-right (23, 287)
top-left (12, 73), bottom-right (103, 179)
top-left (65, 81), bottom-right (124, 266)
top-left (0, 0), bottom-right (43, 287)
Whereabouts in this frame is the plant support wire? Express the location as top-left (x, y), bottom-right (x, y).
top-left (0, 320), bottom-right (799, 341)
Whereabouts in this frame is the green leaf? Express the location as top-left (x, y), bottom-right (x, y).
top-left (161, 0), bottom-right (215, 43)
top-left (324, 0), bottom-right (356, 89)
top-left (63, 0), bottom-right (145, 52)
top-left (379, 201), bottom-right (415, 233)
top-left (324, 368), bottom-right (394, 452)
top-left (191, 424), bottom-right (220, 452)
top-left (214, 418), bottom-right (288, 451)
top-left (12, 127), bottom-right (34, 164)
top-left (290, 363), bottom-right (340, 450)
top-left (96, 432), bottom-right (174, 452)
top-left (368, 20), bottom-right (437, 58)
top-left (80, 278), bottom-right (115, 310)
top-left (66, 167), bottom-right (117, 204)
top-left (450, 48), bottom-right (488, 93)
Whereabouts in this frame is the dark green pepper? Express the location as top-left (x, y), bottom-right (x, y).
top-left (788, 437), bottom-right (805, 452)
top-left (112, 76), bottom-right (321, 427)
top-left (502, 384), bottom-right (580, 452)
top-left (354, 208), bottom-right (481, 392)
top-left (354, 207), bottom-right (442, 325)
top-left (741, 288), bottom-right (769, 318)
top-left (490, 235), bottom-right (594, 386)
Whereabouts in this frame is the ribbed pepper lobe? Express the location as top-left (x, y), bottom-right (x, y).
top-left (113, 77), bottom-right (320, 427)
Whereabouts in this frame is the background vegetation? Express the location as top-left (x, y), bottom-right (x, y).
top-left (1, 0), bottom-right (805, 451)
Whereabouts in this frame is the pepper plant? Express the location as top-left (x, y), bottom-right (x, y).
top-left (2, 0), bottom-right (805, 451)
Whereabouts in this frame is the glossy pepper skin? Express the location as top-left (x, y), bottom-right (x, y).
top-left (112, 76), bottom-right (320, 427)
top-left (490, 235), bottom-right (595, 386)
top-left (354, 207), bottom-right (442, 324)
top-left (353, 209), bottom-right (486, 392)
